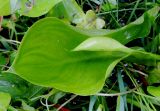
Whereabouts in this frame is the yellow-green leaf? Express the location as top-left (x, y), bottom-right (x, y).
top-left (147, 86), bottom-right (160, 98)
top-left (0, 92), bottom-right (11, 111)
top-left (0, 0), bottom-right (10, 16)
top-left (9, 18), bottom-right (160, 95)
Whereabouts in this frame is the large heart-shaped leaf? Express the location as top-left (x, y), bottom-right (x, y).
top-left (9, 17), bottom-right (128, 95)
top-left (9, 17), bottom-right (160, 95)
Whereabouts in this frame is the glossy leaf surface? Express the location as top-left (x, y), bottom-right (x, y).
top-left (75, 37), bottom-right (160, 66)
top-left (10, 17), bottom-right (160, 95)
top-left (10, 18), bottom-right (114, 95)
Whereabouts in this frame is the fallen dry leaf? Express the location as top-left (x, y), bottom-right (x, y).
top-left (0, 16), bottom-right (3, 31)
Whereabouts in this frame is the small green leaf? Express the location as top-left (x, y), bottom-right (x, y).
top-left (0, 72), bottom-right (28, 98)
top-left (73, 37), bottom-right (130, 52)
top-left (51, 91), bottom-right (66, 104)
top-left (102, 0), bottom-right (117, 11)
top-left (0, 54), bottom-right (7, 68)
top-left (147, 62), bottom-right (160, 84)
top-left (8, 106), bottom-right (18, 111)
top-left (147, 86), bottom-right (160, 98)
top-left (0, 92), bottom-right (11, 111)
top-left (96, 104), bottom-right (103, 111)
top-left (75, 6), bottom-right (160, 44)
top-left (74, 37), bottom-right (160, 66)
top-left (21, 101), bottom-right (35, 111)
top-left (19, 0), bottom-right (62, 17)
top-left (0, 0), bottom-right (62, 17)
top-left (148, 69), bottom-right (160, 84)
top-left (48, 0), bottom-right (85, 24)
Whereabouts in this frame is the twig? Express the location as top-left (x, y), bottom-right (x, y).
top-left (96, 86), bottom-right (139, 97)
top-left (128, 68), bottom-right (148, 77)
top-left (40, 97), bottom-right (55, 107)
top-left (56, 95), bottom-right (77, 111)
top-left (45, 97), bottom-right (50, 111)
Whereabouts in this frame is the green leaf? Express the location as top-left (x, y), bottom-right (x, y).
top-left (0, 0), bottom-right (10, 16)
top-left (10, 17), bottom-right (160, 95)
top-left (74, 37), bottom-right (160, 66)
top-left (48, 0), bottom-right (85, 24)
top-left (145, 34), bottom-right (160, 53)
top-left (148, 69), bottom-right (160, 84)
top-left (0, 35), bottom-right (12, 50)
top-left (0, 72), bottom-right (46, 100)
top-left (102, 0), bottom-right (117, 11)
top-left (74, 6), bottom-right (160, 44)
top-left (147, 86), bottom-right (160, 98)
top-left (0, 92), bottom-right (11, 111)
top-left (21, 101), bottom-right (35, 111)
top-left (96, 104), bottom-right (103, 111)
top-left (73, 37), bottom-right (130, 52)
top-left (10, 17), bottom-right (119, 95)
top-left (0, 72), bottom-right (28, 98)
top-left (147, 62), bottom-right (160, 84)
top-left (23, 85), bottom-right (46, 100)
top-left (8, 106), bottom-right (18, 111)
top-left (50, 91), bottom-right (66, 104)
top-left (0, 0), bottom-right (62, 17)
top-left (19, 0), bottom-right (62, 17)
top-left (0, 53), bottom-right (7, 69)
